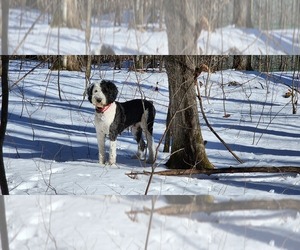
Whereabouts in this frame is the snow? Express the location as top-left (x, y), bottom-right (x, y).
top-left (6, 9), bottom-right (300, 54)
top-left (2, 7), bottom-right (300, 250)
top-left (5, 61), bottom-right (299, 196)
top-left (2, 59), bottom-right (300, 248)
top-left (3, 196), bottom-right (300, 249)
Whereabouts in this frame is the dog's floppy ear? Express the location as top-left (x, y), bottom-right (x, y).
top-left (87, 83), bottom-right (94, 103)
top-left (100, 80), bottom-right (118, 104)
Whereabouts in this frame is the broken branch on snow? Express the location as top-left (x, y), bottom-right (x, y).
top-left (126, 166), bottom-right (300, 179)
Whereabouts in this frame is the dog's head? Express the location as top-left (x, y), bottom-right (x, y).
top-left (87, 80), bottom-right (118, 110)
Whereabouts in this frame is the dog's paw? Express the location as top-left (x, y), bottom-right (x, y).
top-left (131, 154), bottom-right (146, 161)
top-left (99, 156), bottom-right (106, 165)
top-left (107, 162), bottom-right (119, 168)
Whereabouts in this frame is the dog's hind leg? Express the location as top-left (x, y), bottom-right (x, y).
top-left (145, 103), bottom-right (156, 164)
top-left (140, 111), bottom-right (155, 164)
top-left (131, 124), bottom-right (146, 160)
top-left (144, 129), bottom-right (155, 164)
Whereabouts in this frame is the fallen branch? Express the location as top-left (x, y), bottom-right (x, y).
top-left (126, 166), bottom-right (300, 178)
top-left (127, 198), bottom-right (300, 218)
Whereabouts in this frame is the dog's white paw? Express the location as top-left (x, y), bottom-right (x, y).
top-left (131, 150), bottom-right (146, 161)
top-left (131, 154), bottom-right (146, 161)
top-left (107, 162), bottom-right (119, 168)
top-left (99, 160), bottom-right (106, 165)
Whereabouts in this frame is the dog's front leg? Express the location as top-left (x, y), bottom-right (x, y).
top-left (109, 140), bottom-right (117, 165)
top-left (96, 132), bottom-right (106, 164)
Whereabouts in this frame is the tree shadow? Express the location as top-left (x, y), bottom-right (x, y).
top-left (243, 70), bottom-right (300, 88)
top-left (215, 178), bottom-right (300, 195)
top-left (243, 28), bottom-right (300, 54)
top-left (127, 196), bottom-right (300, 249)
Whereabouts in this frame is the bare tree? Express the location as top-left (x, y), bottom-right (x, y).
top-left (164, 56), bottom-right (213, 169)
top-left (51, 55), bottom-right (81, 71)
top-left (0, 55), bottom-right (9, 195)
top-left (291, 55), bottom-right (299, 114)
top-left (85, 0), bottom-right (93, 53)
top-left (233, 0), bottom-right (253, 28)
top-left (132, 0), bottom-right (144, 27)
top-left (232, 55), bottom-right (253, 70)
top-left (0, 0), bottom-right (9, 195)
top-left (50, 0), bottom-right (82, 29)
top-left (0, 196), bottom-right (9, 250)
top-left (164, 0), bottom-right (213, 168)
top-left (164, 0), bottom-right (200, 54)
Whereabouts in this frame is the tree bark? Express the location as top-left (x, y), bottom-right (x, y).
top-left (51, 0), bottom-right (82, 29)
top-left (1, 0), bottom-right (9, 55)
top-left (85, 0), bottom-right (93, 54)
top-left (52, 55), bottom-right (81, 71)
top-left (165, 56), bottom-right (213, 169)
top-left (0, 55), bottom-right (10, 195)
top-left (0, 196), bottom-right (9, 250)
top-left (129, 197), bottom-right (300, 217)
top-left (164, 0), bottom-right (198, 54)
top-left (0, 0), bottom-right (10, 195)
top-left (126, 166), bottom-right (300, 178)
top-left (233, 55), bottom-right (253, 70)
top-left (233, 0), bottom-right (253, 28)
top-left (133, 0), bottom-right (144, 27)
top-left (162, 107), bottom-right (171, 152)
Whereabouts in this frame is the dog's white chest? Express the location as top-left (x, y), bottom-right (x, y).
top-left (94, 102), bottom-right (116, 135)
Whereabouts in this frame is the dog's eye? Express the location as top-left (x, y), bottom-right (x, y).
top-left (94, 90), bottom-right (98, 93)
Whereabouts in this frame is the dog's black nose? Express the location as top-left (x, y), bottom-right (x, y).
top-left (96, 98), bottom-right (102, 103)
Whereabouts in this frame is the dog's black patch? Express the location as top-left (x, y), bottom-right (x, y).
top-left (100, 80), bottom-right (118, 104)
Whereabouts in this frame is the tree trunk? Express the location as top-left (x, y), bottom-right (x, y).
top-left (85, 0), bottom-right (93, 54)
top-left (0, 0), bottom-right (10, 195)
top-left (165, 56), bottom-right (213, 169)
top-left (164, 0), bottom-right (198, 54)
top-left (163, 107), bottom-right (171, 152)
top-left (0, 196), bottom-right (9, 250)
top-left (233, 55), bottom-right (253, 70)
top-left (51, 0), bottom-right (82, 29)
top-left (0, 55), bottom-right (10, 195)
top-left (233, 0), bottom-right (253, 28)
top-left (158, 0), bottom-right (164, 30)
top-left (133, 0), bottom-right (144, 27)
top-left (52, 56), bottom-right (81, 71)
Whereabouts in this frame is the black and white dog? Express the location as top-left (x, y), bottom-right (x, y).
top-left (87, 80), bottom-right (156, 165)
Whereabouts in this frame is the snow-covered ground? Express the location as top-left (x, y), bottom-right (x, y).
top-left (6, 8), bottom-right (300, 55)
top-left (2, 60), bottom-right (300, 249)
top-left (4, 60), bottom-right (300, 196)
top-left (2, 6), bottom-right (300, 249)
top-left (3, 195), bottom-right (300, 250)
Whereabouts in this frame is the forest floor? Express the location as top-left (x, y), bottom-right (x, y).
top-left (7, 8), bottom-right (300, 54)
top-left (3, 60), bottom-right (300, 249)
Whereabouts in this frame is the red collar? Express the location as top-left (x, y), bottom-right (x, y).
top-left (96, 103), bottom-right (112, 113)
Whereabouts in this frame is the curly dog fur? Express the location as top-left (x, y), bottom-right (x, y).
top-left (87, 80), bottom-right (156, 165)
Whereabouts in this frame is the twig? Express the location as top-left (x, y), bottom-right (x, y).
top-left (144, 196), bottom-right (156, 250)
top-left (2, 58), bottom-right (50, 96)
top-left (195, 82), bottom-right (244, 164)
top-left (12, 3), bottom-right (52, 55)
